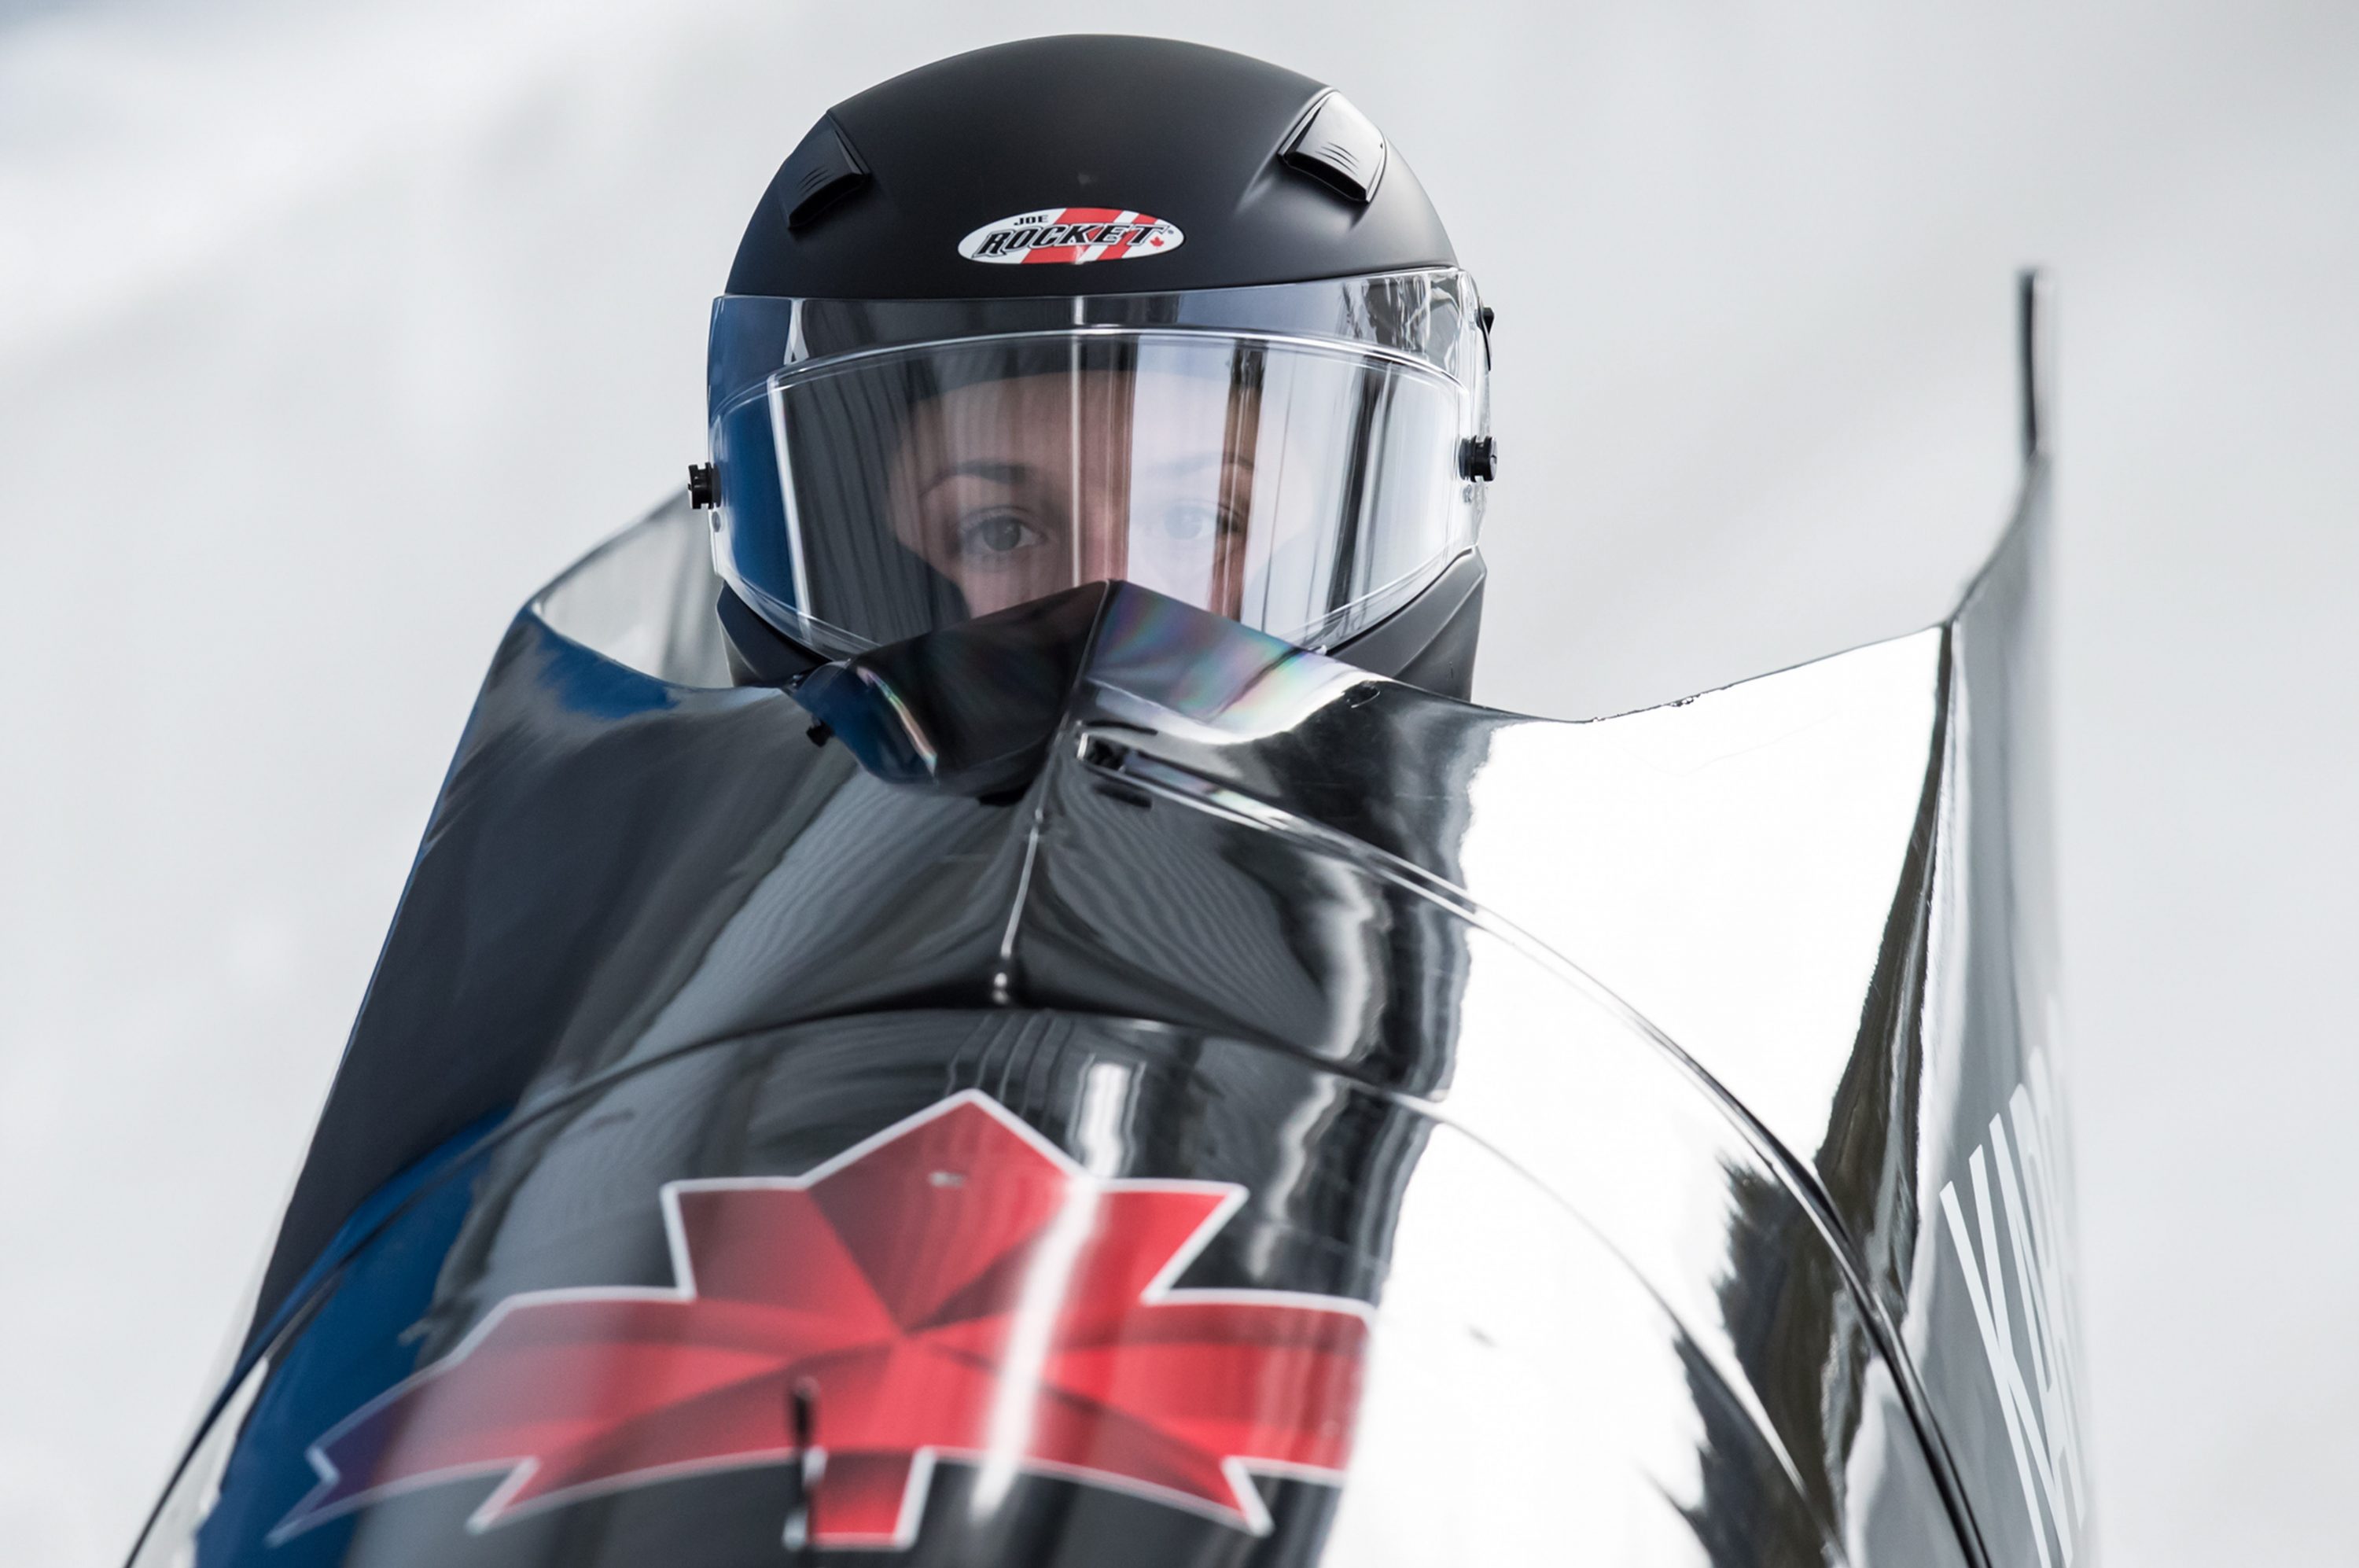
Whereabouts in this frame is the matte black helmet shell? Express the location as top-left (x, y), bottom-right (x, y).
top-left (725, 35), bottom-right (1457, 300)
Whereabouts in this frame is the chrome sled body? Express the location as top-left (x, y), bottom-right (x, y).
top-left (134, 281), bottom-right (2081, 1568)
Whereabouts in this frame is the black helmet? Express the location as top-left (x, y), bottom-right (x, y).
top-left (701, 35), bottom-right (1495, 696)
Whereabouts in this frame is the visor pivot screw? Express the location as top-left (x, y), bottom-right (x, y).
top-left (686, 462), bottom-right (718, 509)
top-left (1459, 436), bottom-right (1499, 483)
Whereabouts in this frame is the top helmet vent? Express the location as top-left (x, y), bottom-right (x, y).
top-left (778, 117), bottom-right (871, 231)
top-left (1283, 93), bottom-right (1387, 203)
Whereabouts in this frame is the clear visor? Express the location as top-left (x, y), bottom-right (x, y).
top-left (708, 274), bottom-right (1487, 657)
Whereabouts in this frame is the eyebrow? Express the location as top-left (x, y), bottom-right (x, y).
top-left (920, 459), bottom-right (1034, 495)
top-left (1151, 451), bottom-right (1255, 474)
top-left (918, 451), bottom-right (1255, 498)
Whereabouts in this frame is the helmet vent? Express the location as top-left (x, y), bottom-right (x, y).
top-left (1283, 93), bottom-right (1387, 203)
top-left (778, 117), bottom-right (871, 231)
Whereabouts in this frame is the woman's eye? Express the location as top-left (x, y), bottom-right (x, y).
top-left (956, 510), bottom-right (1043, 559)
top-left (1152, 503), bottom-right (1236, 545)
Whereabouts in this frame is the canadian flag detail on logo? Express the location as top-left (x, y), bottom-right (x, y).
top-left (271, 1091), bottom-right (1370, 1550)
top-left (959, 207), bottom-right (1185, 265)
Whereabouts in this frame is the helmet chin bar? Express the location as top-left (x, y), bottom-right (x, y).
top-left (1324, 549), bottom-right (1485, 701)
top-left (716, 549), bottom-right (1485, 703)
top-left (716, 581), bottom-right (830, 688)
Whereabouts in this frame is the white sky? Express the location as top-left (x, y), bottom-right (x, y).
top-left (2, 2), bottom-right (2355, 1562)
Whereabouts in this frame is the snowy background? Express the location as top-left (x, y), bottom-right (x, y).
top-left (3, 2), bottom-right (2354, 1562)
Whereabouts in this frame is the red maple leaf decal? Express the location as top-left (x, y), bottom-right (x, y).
top-left (272, 1092), bottom-right (1371, 1550)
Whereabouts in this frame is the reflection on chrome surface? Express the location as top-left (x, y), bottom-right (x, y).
top-left (134, 282), bottom-right (2074, 1568)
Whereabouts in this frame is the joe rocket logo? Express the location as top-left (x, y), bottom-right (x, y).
top-left (959, 207), bottom-right (1185, 266)
top-left (272, 1091), bottom-right (1369, 1551)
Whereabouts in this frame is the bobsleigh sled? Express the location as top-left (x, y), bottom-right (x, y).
top-left (131, 278), bottom-right (2082, 1568)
